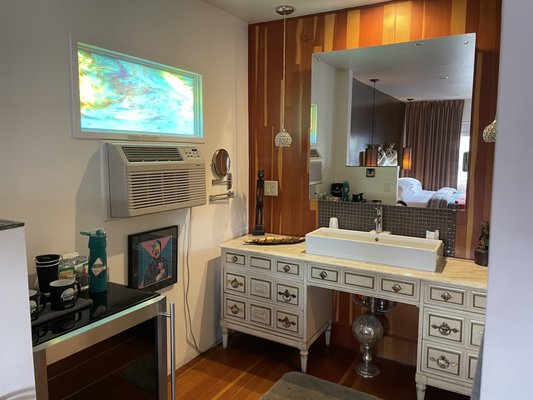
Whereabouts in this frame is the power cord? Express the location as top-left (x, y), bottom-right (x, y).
top-left (184, 207), bottom-right (201, 353)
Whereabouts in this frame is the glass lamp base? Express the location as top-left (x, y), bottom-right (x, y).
top-left (355, 361), bottom-right (380, 378)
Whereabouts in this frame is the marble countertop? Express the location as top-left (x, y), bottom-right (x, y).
top-left (221, 234), bottom-right (488, 290)
top-left (0, 219), bottom-right (24, 231)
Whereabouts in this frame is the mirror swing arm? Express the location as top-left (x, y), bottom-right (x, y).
top-left (212, 172), bottom-right (232, 190)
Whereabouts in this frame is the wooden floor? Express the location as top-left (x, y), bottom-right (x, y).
top-left (174, 333), bottom-right (469, 400)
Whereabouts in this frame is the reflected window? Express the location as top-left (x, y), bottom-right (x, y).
top-left (310, 103), bottom-right (318, 146)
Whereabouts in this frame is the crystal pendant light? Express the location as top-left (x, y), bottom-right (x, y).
top-left (274, 5), bottom-right (294, 148)
top-left (482, 119), bottom-right (496, 142)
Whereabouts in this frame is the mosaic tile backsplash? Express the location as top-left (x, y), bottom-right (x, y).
top-left (318, 200), bottom-right (456, 256)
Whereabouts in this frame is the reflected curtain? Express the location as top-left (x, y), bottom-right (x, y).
top-left (403, 100), bottom-right (464, 191)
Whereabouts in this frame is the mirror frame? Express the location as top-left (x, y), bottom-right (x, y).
top-left (211, 148), bottom-right (231, 179)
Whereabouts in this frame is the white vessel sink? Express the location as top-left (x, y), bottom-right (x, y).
top-left (305, 227), bottom-right (444, 272)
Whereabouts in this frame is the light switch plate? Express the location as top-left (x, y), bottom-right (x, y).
top-left (265, 180), bottom-right (278, 196)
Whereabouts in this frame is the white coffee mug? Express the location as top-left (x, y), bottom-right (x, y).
top-left (329, 217), bottom-right (339, 229)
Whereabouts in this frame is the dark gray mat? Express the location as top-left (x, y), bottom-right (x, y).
top-left (31, 298), bottom-right (92, 327)
top-left (261, 371), bottom-right (382, 400)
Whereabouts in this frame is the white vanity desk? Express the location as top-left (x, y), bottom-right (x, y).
top-left (220, 234), bottom-right (488, 399)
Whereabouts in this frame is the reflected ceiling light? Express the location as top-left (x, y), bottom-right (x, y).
top-left (365, 78), bottom-right (379, 167)
top-left (402, 98), bottom-right (413, 171)
top-left (274, 4), bottom-right (295, 148)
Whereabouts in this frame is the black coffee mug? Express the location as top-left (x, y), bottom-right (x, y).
top-left (35, 254), bottom-right (61, 265)
top-left (49, 279), bottom-right (81, 311)
top-left (35, 254), bottom-right (61, 294)
top-left (29, 289), bottom-right (46, 321)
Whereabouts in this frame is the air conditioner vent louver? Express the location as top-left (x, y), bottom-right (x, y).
top-left (128, 170), bottom-right (206, 210)
top-left (105, 142), bottom-right (206, 217)
top-left (122, 146), bottom-right (184, 162)
top-left (309, 148), bottom-right (323, 185)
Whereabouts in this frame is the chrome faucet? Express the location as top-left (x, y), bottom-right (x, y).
top-left (374, 206), bottom-right (383, 233)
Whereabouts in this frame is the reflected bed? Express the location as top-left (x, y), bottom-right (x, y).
top-left (398, 178), bottom-right (465, 209)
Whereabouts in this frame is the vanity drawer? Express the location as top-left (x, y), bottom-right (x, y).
top-left (276, 282), bottom-right (302, 308)
top-left (276, 260), bottom-right (302, 279)
top-left (309, 265), bottom-right (340, 285)
top-left (469, 320), bottom-right (484, 348)
top-left (422, 343), bottom-right (462, 378)
top-left (224, 296), bottom-right (246, 320)
top-left (224, 272), bottom-right (246, 294)
top-left (470, 291), bottom-right (487, 313)
top-left (467, 354), bottom-right (478, 381)
top-left (343, 271), bottom-right (376, 291)
top-left (425, 284), bottom-right (466, 309)
top-left (225, 251), bottom-right (245, 266)
top-left (275, 309), bottom-right (301, 336)
top-left (250, 303), bottom-right (272, 327)
top-left (250, 277), bottom-right (272, 300)
top-left (250, 255), bottom-right (272, 271)
top-left (380, 277), bottom-right (418, 300)
top-left (424, 310), bottom-right (464, 344)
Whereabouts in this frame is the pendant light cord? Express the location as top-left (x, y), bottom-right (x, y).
top-left (371, 79), bottom-right (377, 146)
top-left (280, 11), bottom-right (287, 130)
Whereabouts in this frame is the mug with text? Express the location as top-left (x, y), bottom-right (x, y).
top-left (49, 279), bottom-right (81, 311)
top-left (29, 289), bottom-right (46, 320)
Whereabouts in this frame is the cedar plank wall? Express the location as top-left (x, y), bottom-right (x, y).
top-left (248, 0), bottom-right (500, 364)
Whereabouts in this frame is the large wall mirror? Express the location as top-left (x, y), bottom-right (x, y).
top-left (310, 33), bottom-right (476, 210)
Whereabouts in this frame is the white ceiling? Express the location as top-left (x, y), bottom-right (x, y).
top-left (203, 0), bottom-right (389, 24)
top-left (314, 33), bottom-right (476, 101)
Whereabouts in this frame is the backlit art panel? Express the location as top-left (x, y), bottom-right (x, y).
top-left (74, 41), bottom-right (202, 139)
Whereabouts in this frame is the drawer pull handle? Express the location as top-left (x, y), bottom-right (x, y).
top-left (230, 304), bottom-right (240, 314)
top-left (283, 264), bottom-right (291, 273)
top-left (319, 271), bottom-right (328, 279)
top-left (431, 322), bottom-right (459, 336)
top-left (440, 291), bottom-right (452, 302)
top-left (392, 283), bottom-right (402, 293)
top-left (429, 355), bottom-right (457, 369)
top-left (278, 289), bottom-right (297, 302)
top-left (228, 278), bottom-right (243, 289)
top-left (277, 317), bottom-right (296, 328)
top-left (231, 255), bottom-right (238, 263)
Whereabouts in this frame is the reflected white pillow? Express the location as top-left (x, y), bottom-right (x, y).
top-left (398, 178), bottom-right (422, 200)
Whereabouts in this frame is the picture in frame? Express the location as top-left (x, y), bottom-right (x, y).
top-left (366, 168), bottom-right (376, 178)
top-left (128, 226), bottom-right (178, 291)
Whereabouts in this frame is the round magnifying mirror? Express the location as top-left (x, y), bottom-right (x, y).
top-left (212, 149), bottom-right (231, 179)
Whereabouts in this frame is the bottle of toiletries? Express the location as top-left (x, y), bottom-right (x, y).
top-left (81, 229), bottom-right (108, 293)
top-left (342, 181), bottom-right (350, 201)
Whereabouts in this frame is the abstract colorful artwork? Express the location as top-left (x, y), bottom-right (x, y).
top-left (73, 40), bottom-right (202, 139)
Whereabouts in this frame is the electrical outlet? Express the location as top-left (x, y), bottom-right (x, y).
top-left (265, 180), bottom-right (278, 196)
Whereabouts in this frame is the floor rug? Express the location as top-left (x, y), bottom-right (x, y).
top-left (261, 371), bottom-right (382, 400)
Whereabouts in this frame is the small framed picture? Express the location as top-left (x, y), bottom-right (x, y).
top-left (366, 168), bottom-right (376, 178)
top-left (128, 226), bottom-right (178, 291)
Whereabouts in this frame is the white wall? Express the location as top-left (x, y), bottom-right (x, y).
top-left (481, 1), bottom-right (533, 398)
top-left (0, 0), bottom-right (248, 370)
top-left (0, 227), bottom-right (36, 398)
top-left (310, 57), bottom-right (336, 197)
top-left (345, 166), bottom-right (398, 204)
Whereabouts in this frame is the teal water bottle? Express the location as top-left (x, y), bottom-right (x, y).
top-left (81, 229), bottom-right (108, 293)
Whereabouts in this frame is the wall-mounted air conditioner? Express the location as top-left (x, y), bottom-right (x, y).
top-left (309, 148), bottom-right (323, 185)
top-left (105, 142), bottom-right (206, 217)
